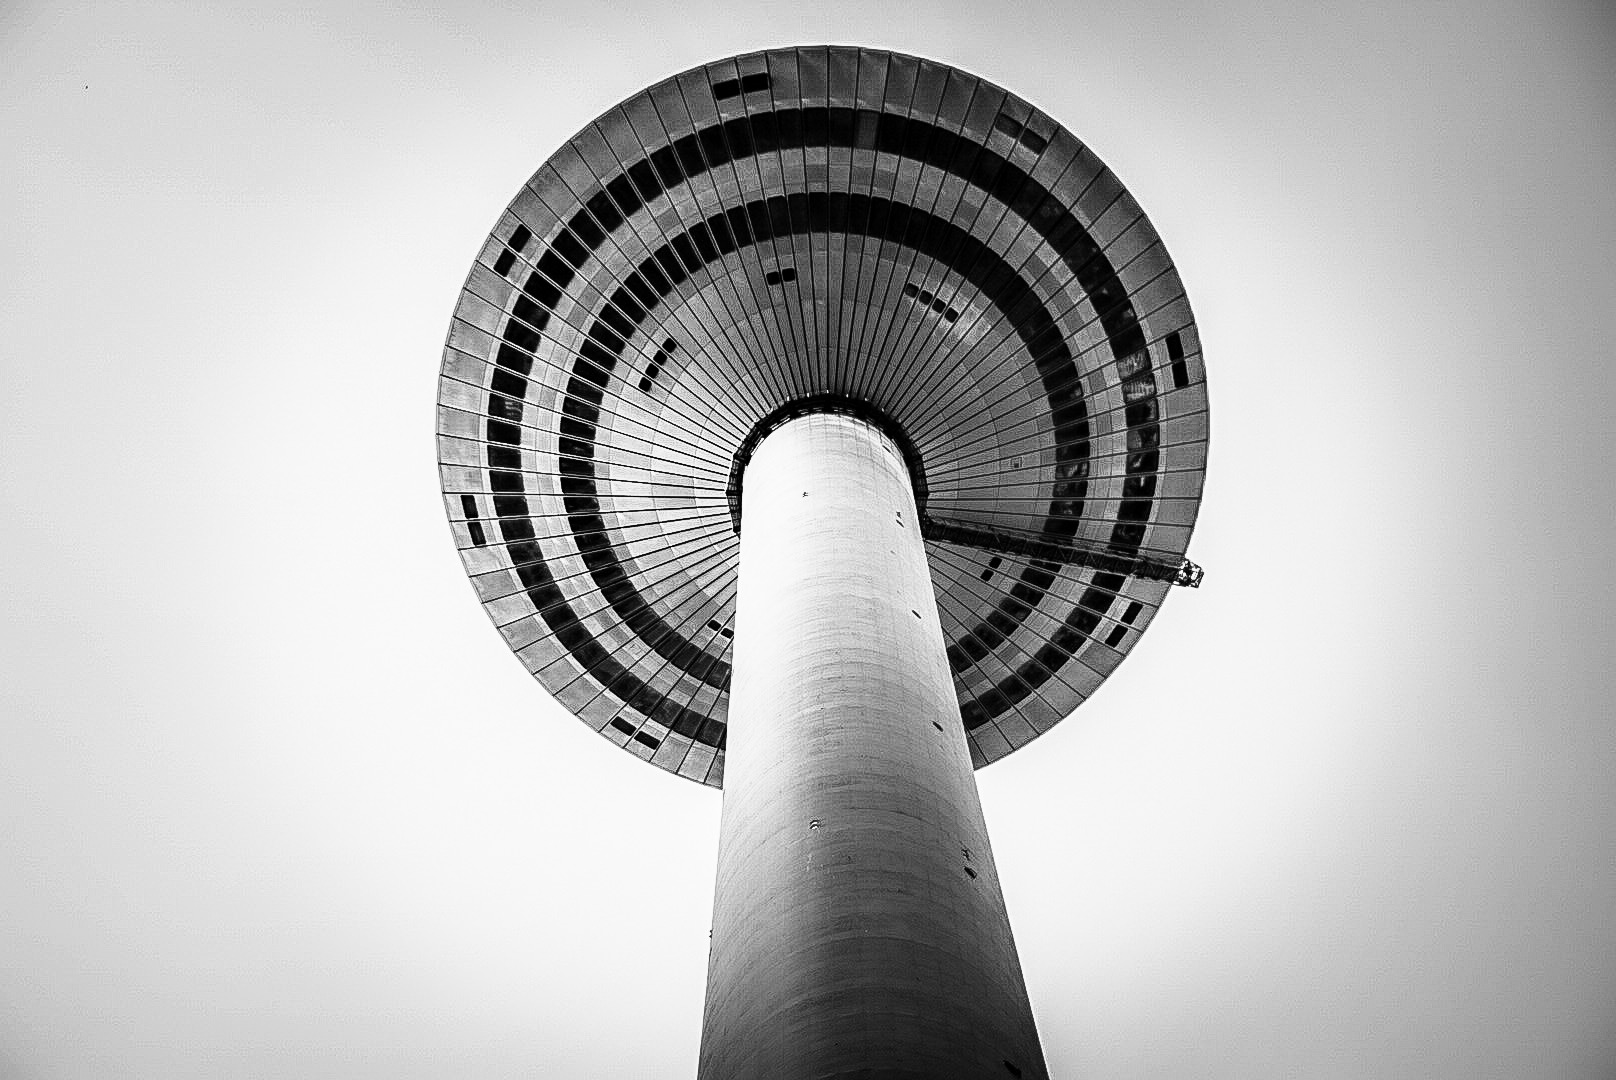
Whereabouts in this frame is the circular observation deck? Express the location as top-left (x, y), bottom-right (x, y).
top-left (437, 47), bottom-right (1209, 787)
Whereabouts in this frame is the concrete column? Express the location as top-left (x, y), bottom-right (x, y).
top-left (698, 412), bottom-right (1048, 1080)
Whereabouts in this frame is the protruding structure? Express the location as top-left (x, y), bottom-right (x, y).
top-left (438, 46), bottom-right (1208, 1079)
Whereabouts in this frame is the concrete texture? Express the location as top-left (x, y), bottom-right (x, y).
top-left (698, 413), bottom-right (1047, 1080)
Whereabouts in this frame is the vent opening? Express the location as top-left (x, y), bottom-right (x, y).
top-left (992, 112), bottom-right (1048, 154)
top-left (712, 71), bottom-right (771, 100)
top-left (492, 223), bottom-right (532, 276)
top-left (903, 281), bottom-right (961, 322)
top-left (1167, 331), bottom-right (1190, 388)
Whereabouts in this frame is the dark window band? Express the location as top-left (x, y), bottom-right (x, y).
top-left (557, 190), bottom-right (1087, 707)
top-left (484, 103), bottom-right (1168, 739)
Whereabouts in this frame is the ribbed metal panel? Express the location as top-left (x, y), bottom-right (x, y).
top-left (437, 47), bottom-right (1209, 785)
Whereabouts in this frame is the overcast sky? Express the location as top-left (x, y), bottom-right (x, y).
top-left (4, 2), bottom-right (1614, 1078)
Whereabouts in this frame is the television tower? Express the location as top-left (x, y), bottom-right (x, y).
top-left (437, 47), bottom-right (1208, 1079)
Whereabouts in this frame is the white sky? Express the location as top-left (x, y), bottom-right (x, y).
top-left (3, 1), bottom-right (1614, 1077)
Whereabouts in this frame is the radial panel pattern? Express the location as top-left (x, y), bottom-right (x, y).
top-left (437, 47), bottom-right (1209, 786)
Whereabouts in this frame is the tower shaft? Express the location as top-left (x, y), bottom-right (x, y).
top-left (698, 412), bottom-right (1047, 1079)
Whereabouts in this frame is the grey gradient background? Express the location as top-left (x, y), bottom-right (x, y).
top-left (4, 1), bottom-right (1614, 1077)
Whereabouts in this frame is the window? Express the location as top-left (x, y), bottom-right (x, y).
top-left (712, 71), bottom-right (771, 100)
top-left (1167, 330), bottom-right (1190, 389)
top-left (492, 223), bottom-right (532, 276)
top-left (903, 281), bottom-right (959, 323)
top-left (992, 112), bottom-right (1047, 155)
top-left (639, 338), bottom-right (677, 393)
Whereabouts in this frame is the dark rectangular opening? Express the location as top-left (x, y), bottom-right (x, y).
top-left (993, 113), bottom-right (1024, 139)
top-left (1105, 624), bottom-right (1128, 648)
top-left (609, 717), bottom-right (635, 737)
top-left (640, 351), bottom-right (664, 393)
top-left (1004, 1062), bottom-right (1023, 1078)
top-left (459, 494), bottom-right (479, 519)
top-left (964, 866), bottom-right (978, 879)
top-left (552, 228), bottom-right (587, 269)
top-left (490, 368), bottom-right (527, 398)
top-left (492, 248), bottom-right (515, 276)
top-left (633, 730), bottom-right (661, 750)
top-left (508, 224), bottom-right (531, 252)
top-left (1167, 330), bottom-right (1190, 388)
top-left (994, 112), bottom-right (1047, 155)
top-left (713, 71), bottom-right (771, 100)
top-left (764, 266), bottom-right (797, 286)
top-left (1121, 600), bottom-right (1142, 625)
top-left (855, 110), bottom-right (878, 149)
top-left (467, 521), bottom-right (486, 547)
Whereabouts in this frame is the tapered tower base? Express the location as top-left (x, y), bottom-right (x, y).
top-left (698, 413), bottom-right (1048, 1080)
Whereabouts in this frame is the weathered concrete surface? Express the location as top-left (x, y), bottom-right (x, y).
top-left (698, 413), bottom-right (1047, 1080)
